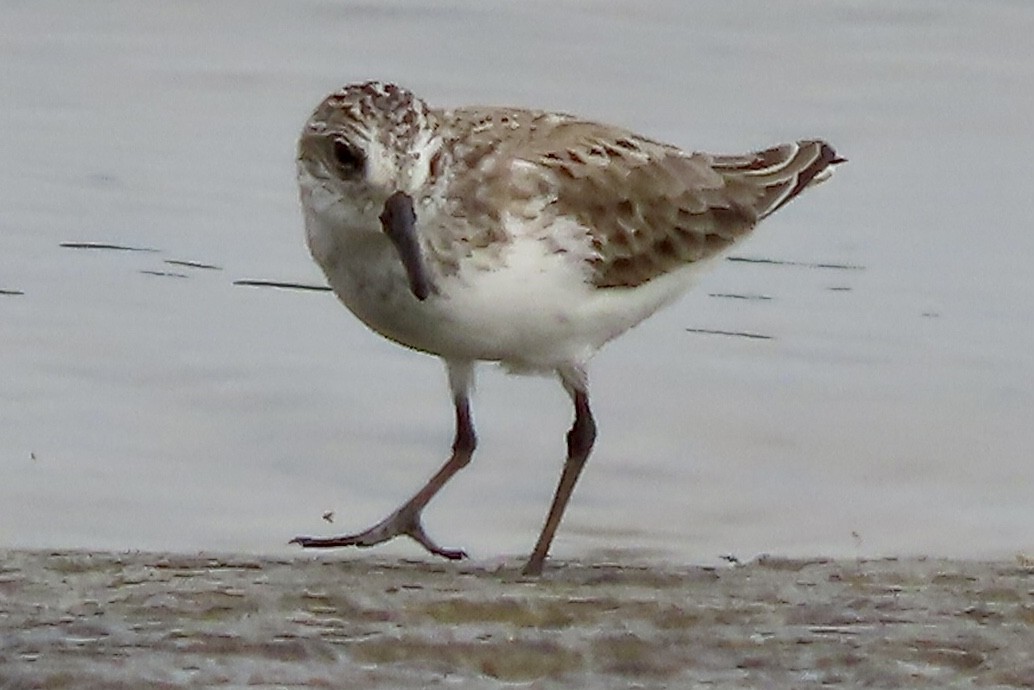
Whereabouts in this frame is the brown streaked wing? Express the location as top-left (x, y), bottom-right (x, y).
top-left (536, 134), bottom-right (760, 289)
top-left (437, 109), bottom-right (840, 290)
top-left (539, 136), bottom-right (841, 288)
top-left (709, 139), bottom-right (841, 219)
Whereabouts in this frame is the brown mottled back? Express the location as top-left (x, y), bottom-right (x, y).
top-left (437, 106), bottom-right (841, 289)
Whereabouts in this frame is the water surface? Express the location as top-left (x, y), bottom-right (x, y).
top-left (2, 0), bottom-right (1032, 564)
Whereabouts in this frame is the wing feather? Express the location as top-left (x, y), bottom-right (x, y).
top-left (438, 107), bottom-right (841, 289)
top-left (542, 136), bottom-right (841, 287)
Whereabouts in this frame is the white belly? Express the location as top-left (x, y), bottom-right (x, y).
top-left (309, 210), bottom-right (707, 372)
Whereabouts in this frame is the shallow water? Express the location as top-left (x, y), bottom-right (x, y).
top-left (1, 0), bottom-right (1032, 565)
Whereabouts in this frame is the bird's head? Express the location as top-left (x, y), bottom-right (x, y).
top-left (297, 81), bottom-right (442, 234)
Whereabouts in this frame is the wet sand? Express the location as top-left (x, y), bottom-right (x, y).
top-left (2, 550), bottom-right (1032, 688)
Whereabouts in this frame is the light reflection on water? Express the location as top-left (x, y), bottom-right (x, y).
top-left (2, 0), bottom-right (1032, 564)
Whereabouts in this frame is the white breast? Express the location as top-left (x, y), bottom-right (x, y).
top-left (304, 182), bottom-right (708, 373)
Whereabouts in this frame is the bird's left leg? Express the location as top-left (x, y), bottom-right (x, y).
top-left (522, 364), bottom-right (597, 576)
top-left (291, 360), bottom-right (476, 559)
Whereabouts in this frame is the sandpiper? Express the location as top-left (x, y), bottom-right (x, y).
top-left (291, 81), bottom-right (843, 575)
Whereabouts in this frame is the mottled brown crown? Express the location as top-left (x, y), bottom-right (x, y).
top-left (303, 81), bottom-right (435, 159)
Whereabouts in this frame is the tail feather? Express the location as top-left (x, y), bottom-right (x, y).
top-left (712, 140), bottom-right (844, 220)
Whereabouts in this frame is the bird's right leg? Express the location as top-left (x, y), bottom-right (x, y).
top-left (291, 360), bottom-right (476, 560)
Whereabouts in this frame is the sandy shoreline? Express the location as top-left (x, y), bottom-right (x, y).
top-left (1, 550), bottom-right (1032, 688)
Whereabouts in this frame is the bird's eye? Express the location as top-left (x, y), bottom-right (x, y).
top-left (332, 139), bottom-right (365, 177)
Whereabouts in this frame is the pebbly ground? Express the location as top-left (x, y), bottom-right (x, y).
top-left (1, 550), bottom-right (1033, 689)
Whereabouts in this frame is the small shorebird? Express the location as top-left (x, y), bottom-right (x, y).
top-left (291, 81), bottom-right (843, 575)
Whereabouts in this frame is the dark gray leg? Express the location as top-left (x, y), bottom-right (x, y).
top-left (523, 367), bottom-right (597, 576)
top-left (292, 360), bottom-right (475, 559)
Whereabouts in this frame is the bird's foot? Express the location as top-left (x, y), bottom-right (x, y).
top-left (290, 506), bottom-right (467, 561)
top-left (521, 554), bottom-right (546, 577)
